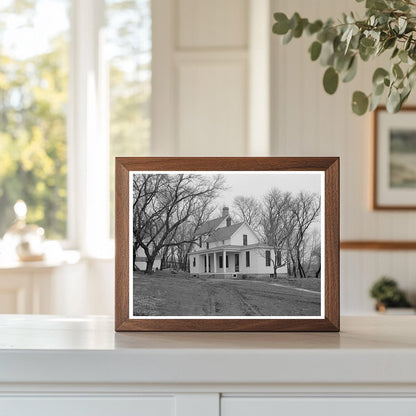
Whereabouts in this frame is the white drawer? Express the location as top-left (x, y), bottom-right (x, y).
top-left (221, 397), bottom-right (416, 416)
top-left (0, 396), bottom-right (175, 416)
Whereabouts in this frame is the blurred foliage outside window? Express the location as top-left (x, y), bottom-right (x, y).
top-left (0, 0), bottom-right (151, 240)
top-left (0, 0), bottom-right (70, 239)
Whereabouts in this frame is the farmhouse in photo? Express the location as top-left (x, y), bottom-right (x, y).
top-left (131, 172), bottom-right (322, 317)
top-left (189, 207), bottom-right (286, 277)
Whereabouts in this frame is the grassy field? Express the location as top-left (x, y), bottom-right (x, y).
top-left (133, 271), bottom-right (321, 317)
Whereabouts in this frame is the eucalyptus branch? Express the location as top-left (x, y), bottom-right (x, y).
top-left (272, 0), bottom-right (416, 115)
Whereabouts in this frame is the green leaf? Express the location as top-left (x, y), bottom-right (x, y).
top-left (405, 34), bottom-right (413, 51)
top-left (399, 49), bottom-right (408, 63)
top-left (342, 56), bottom-right (358, 83)
top-left (391, 47), bottom-right (399, 59)
top-left (293, 18), bottom-right (308, 38)
top-left (360, 37), bottom-right (375, 48)
top-left (273, 13), bottom-right (290, 35)
top-left (323, 67), bottom-right (339, 95)
top-left (393, 63), bottom-right (404, 79)
top-left (383, 37), bottom-right (396, 50)
top-left (352, 91), bottom-right (369, 115)
top-left (282, 29), bottom-right (293, 44)
top-left (307, 20), bottom-right (323, 35)
top-left (387, 87), bottom-right (401, 113)
top-left (372, 68), bottom-right (389, 86)
top-left (374, 82), bottom-right (385, 96)
top-left (366, 0), bottom-right (388, 10)
top-left (320, 40), bottom-right (335, 66)
top-left (369, 92), bottom-right (383, 111)
top-left (334, 51), bottom-right (353, 73)
top-left (309, 41), bottom-right (322, 61)
top-left (398, 17), bottom-right (407, 34)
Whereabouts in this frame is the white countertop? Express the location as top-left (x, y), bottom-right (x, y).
top-left (0, 315), bottom-right (415, 386)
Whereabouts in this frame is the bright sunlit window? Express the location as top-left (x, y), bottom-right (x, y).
top-left (0, 0), bottom-right (70, 239)
top-left (0, 0), bottom-right (151, 248)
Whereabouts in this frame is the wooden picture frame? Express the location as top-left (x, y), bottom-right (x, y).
top-left (373, 106), bottom-right (416, 210)
top-left (115, 157), bottom-right (339, 332)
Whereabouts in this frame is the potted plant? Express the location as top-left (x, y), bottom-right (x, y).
top-left (369, 276), bottom-right (413, 313)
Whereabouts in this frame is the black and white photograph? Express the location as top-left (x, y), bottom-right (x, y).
top-left (129, 171), bottom-right (324, 318)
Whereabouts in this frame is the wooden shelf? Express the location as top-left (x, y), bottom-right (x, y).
top-left (341, 241), bottom-right (416, 250)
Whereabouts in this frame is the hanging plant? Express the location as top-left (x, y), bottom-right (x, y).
top-left (272, 0), bottom-right (416, 115)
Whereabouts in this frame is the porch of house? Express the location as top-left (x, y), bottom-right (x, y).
top-left (195, 250), bottom-right (241, 277)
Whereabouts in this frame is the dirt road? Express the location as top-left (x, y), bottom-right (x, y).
top-left (133, 273), bottom-right (321, 317)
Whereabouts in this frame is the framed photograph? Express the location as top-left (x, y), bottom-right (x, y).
top-left (374, 106), bottom-right (416, 210)
top-left (115, 157), bottom-right (339, 332)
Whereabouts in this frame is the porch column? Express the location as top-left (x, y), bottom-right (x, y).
top-left (205, 253), bottom-right (208, 273)
top-left (223, 250), bottom-right (226, 276)
top-left (213, 252), bottom-right (217, 273)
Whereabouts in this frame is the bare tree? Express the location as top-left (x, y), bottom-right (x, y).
top-left (233, 196), bottom-right (262, 232)
top-left (290, 192), bottom-right (321, 278)
top-left (132, 174), bottom-right (225, 274)
top-left (260, 189), bottom-right (295, 278)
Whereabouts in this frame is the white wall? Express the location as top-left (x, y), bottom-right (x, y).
top-left (230, 224), bottom-right (258, 246)
top-left (152, 0), bottom-right (270, 156)
top-left (65, 0), bottom-right (416, 316)
top-left (271, 0), bottom-right (416, 313)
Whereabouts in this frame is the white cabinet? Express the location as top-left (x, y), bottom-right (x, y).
top-left (1, 397), bottom-right (175, 416)
top-left (1, 316), bottom-right (416, 416)
top-left (222, 398), bottom-right (416, 416)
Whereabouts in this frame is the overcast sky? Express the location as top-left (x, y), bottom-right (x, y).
top-left (215, 172), bottom-right (322, 208)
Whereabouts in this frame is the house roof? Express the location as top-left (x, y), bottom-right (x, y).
top-left (195, 216), bottom-right (225, 236)
top-left (205, 222), bottom-right (244, 243)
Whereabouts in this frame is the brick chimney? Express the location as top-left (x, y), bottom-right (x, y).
top-left (222, 207), bottom-right (229, 218)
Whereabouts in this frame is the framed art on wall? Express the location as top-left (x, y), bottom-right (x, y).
top-left (374, 106), bottom-right (416, 210)
top-left (115, 157), bottom-right (339, 331)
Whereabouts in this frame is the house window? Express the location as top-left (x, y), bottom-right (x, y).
top-left (199, 236), bottom-right (202, 247)
top-left (265, 250), bottom-right (271, 267)
top-left (243, 234), bottom-right (247, 245)
top-left (219, 255), bottom-right (223, 268)
top-left (246, 251), bottom-right (250, 267)
top-left (192, 257), bottom-right (196, 267)
top-left (226, 255), bottom-right (229, 268)
top-left (206, 242), bottom-right (209, 249)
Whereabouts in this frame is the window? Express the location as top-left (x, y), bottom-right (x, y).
top-left (107, 0), bottom-right (151, 237)
top-left (219, 255), bottom-right (223, 269)
top-left (192, 257), bottom-right (196, 267)
top-left (206, 242), bottom-right (209, 249)
top-left (0, 0), bottom-right (151, 254)
top-left (265, 250), bottom-right (271, 267)
top-left (246, 251), bottom-right (250, 267)
top-left (243, 234), bottom-right (247, 245)
top-left (226, 255), bottom-right (229, 268)
top-left (199, 236), bottom-right (202, 247)
top-left (0, 0), bottom-right (70, 239)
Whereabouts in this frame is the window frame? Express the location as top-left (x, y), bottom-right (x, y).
top-left (246, 251), bottom-right (250, 267)
top-left (265, 250), bottom-right (271, 267)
